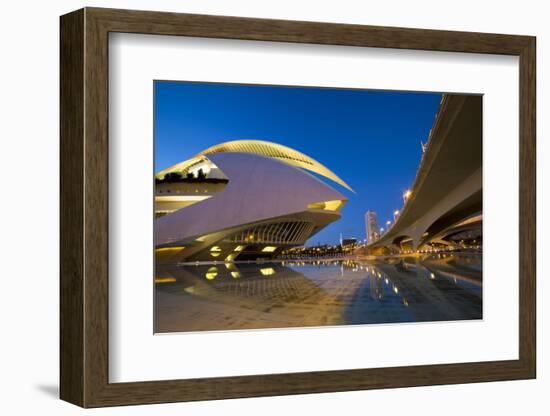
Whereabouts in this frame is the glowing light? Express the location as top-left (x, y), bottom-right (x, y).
top-left (403, 190), bottom-right (412, 200)
top-left (393, 209), bottom-right (400, 222)
top-left (155, 246), bottom-right (185, 253)
top-left (262, 246), bottom-right (277, 253)
top-left (430, 273), bottom-right (435, 279)
top-left (231, 271), bottom-right (241, 278)
top-left (205, 267), bottom-right (218, 280)
top-left (225, 253), bottom-right (237, 262)
top-left (155, 246), bottom-right (186, 261)
top-left (234, 245), bottom-right (245, 252)
top-left (155, 277), bottom-right (176, 284)
top-left (260, 267), bottom-right (275, 276)
top-left (307, 199), bottom-right (346, 212)
top-left (210, 246), bottom-right (222, 257)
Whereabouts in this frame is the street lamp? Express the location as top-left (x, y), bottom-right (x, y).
top-left (393, 209), bottom-right (399, 221)
top-left (403, 189), bottom-right (412, 203)
top-left (386, 220), bottom-right (391, 228)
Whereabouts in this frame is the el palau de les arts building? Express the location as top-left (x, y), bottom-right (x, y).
top-left (154, 140), bottom-right (352, 263)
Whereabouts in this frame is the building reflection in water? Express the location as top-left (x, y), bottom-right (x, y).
top-left (155, 254), bottom-right (482, 333)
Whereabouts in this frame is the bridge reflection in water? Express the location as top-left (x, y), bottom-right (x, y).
top-left (155, 255), bottom-right (482, 333)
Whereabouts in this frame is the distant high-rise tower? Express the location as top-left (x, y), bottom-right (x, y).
top-left (365, 210), bottom-right (379, 244)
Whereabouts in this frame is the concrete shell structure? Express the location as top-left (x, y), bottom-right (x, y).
top-left (155, 143), bottom-right (349, 263)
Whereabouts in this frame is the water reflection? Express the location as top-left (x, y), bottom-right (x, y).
top-left (155, 254), bottom-right (482, 333)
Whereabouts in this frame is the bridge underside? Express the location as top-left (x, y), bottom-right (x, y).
top-left (367, 94), bottom-right (482, 254)
top-left (388, 215), bottom-right (482, 253)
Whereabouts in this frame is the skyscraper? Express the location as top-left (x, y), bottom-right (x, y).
top-left (365, 210), bottom-right (379, 244)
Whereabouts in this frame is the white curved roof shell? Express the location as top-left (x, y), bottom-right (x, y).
top-left (155, 139), bottom-right (354, 192)
top-left (155, 152), bottom-right (347, 246)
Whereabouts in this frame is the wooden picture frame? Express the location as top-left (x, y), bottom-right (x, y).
top-left (60, 7), bottom-right (536, 408)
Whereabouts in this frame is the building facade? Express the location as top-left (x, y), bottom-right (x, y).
top-left (155, 140), bottom-right (352, 263)
top-left (365, 210), bottom-right (379, 244)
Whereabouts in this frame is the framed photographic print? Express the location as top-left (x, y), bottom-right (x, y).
top-left (60, 7), bottom-right (536, 407)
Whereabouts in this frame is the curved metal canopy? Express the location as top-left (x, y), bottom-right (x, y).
top-left (156, 139), bottom-right (354, 192)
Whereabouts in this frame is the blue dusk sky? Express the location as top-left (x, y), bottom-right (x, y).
top-left (154, 81), bottom-right (442, 246)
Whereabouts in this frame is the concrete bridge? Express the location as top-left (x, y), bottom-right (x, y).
top-left (369, 94), bottom-right (482, 252)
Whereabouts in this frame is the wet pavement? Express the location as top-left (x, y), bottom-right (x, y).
top-left (155, 254), bottom-right (482, 333)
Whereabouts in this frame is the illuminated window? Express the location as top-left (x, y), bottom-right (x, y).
top-left (261, 246), bottom-right (277, 252)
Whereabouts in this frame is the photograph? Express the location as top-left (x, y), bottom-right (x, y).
top-left (153, 81), bottom-right (483, 333)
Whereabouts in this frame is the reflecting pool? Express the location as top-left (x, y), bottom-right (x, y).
top-left (155, 254), bottom-right (482, 333)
